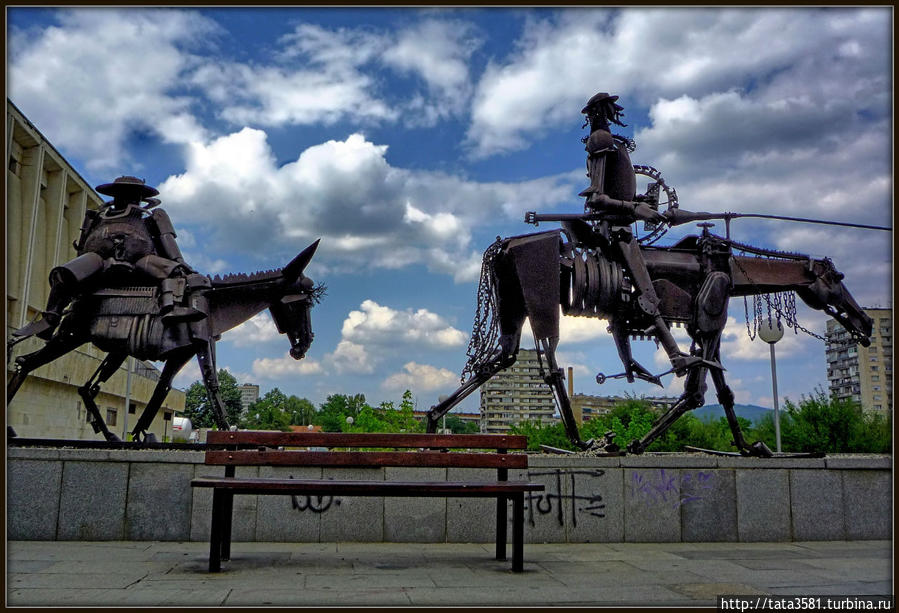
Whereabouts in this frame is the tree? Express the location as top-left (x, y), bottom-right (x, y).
top-left (182, 369), bottom-right (243, 428)
top-left (343, 390), bottom-right (424, 434)
top-left (314, 393), bottom-right (369, 432)
top-left (285, 396), bottom-right (316, 426)
top-left (444, 415), bottom-right (480, 434)
top-left (241, 387), bottom-right (291, 431)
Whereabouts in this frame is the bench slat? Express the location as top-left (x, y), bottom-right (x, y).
top-left (205, 431), bottom-right (528, 450)
top-left (191, 477), bottom-right (543, 496)
top-left (204, 450), bottom-right (529, 469)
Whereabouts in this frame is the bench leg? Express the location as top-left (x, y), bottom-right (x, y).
top-left (512, 493), bottom-right (524, 572)
top-left (221, 492), bottom-right (234, 561)
top-left (209, 489), bottom-right (228, 572)
top-left (495, 495), bottom-right (507, 560)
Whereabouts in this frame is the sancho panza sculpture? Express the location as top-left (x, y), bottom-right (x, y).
top-left (8, 176), bottom-right (322, 443)
top-left (425, 93), bottom-right (874, 457)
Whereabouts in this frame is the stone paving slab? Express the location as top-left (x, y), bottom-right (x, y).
top-left (5, 540), bottom-right (892, 607)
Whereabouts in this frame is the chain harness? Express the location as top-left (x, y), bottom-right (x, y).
top-left (461, 237), bottom-right (505, 382)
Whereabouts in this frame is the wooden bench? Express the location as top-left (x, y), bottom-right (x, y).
top-left (192, 431), bottom-right (544, 572)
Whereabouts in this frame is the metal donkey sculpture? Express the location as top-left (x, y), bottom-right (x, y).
top-left (8, 178), bottom-right (322, 443)
top-left (426, 93), bottom-right (874, 457)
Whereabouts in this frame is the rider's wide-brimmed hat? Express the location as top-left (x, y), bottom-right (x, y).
top-left (95, 176), bottom-right (159, 200)
top-left (581, 92), bottom-right (621, 114)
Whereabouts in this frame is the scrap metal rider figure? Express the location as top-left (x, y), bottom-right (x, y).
top-left (10, 176), bottom-right (196, 344)
top-left (579, 93), bottom-right (717, 383)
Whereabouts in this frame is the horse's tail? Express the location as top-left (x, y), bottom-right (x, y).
top-left (461, 238), bottom-right (505, 381)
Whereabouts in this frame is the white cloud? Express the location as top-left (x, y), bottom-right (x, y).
top-left (341, 300), bottom-right (467, 349)
top-left (251, 353), bottom-right (325, 379)
top-left (8, 9), bottom-right (217, 171)
top-left (382, 361), bottom-right (458, 392)
top-left (326, 340), bottom-right (375, 375)
top-left (157, 131), bottom-right (578, 281)
top-left (222, 312), bottom-right (281, 347)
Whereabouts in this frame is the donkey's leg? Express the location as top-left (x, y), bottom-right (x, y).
top-left (196, 340), bottom-right (230, 431)
top-left (78, 352), bottom-right (129, 442)
top-left (130, 348), bottom-right (195, 442)
top-left (7, 330), bottom-right (87, 436)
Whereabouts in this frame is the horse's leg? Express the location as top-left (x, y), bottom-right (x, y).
top-left (78, 352), bottom-right (129, 442)
top-left (708, 348), bottom-right (774, 457)
top-left (7, 330), bottom-right (87, 436)
top-left (626, 342), bottom-right (710, 454)
top-left (130, 348), bottom-right (195, 443)
top-left (196, 340), bottom-right (230, 430)
top-left (537, 337), bottom-right (588, 449)
top-left (425, 347), bottom-right (518, 433)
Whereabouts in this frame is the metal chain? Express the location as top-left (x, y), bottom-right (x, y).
top-left (461, 238), bottom-right (504, 381)
top-left (732, 253), bottom-right (826, 341)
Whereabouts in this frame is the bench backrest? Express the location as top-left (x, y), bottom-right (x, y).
top-left (203, 431), bottom-right (530, 471)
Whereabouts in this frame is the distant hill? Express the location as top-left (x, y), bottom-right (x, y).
top-left (692, 404), bottom-right (773, 424)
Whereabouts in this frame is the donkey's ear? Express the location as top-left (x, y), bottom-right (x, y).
top-left (283, 239), bottom-right (321, 282)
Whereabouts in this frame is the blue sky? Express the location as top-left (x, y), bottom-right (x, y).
top-left (7, 7), bottom-right (892, 414)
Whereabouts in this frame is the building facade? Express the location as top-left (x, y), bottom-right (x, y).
top-left (479, 349), bottom-right (557, 434)
top-left (571, 393), bottom-right (679, 422)
top-left (825, 307), bottom-right (892, 414)
top-left (6, 99), bottom-right (185, 440)
top-left (238, 383), bottom-right (260, 414)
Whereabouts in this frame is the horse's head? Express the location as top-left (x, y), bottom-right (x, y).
top-left (270, 239), bottom-right (323, 360)
top-left (799, 258), bottom-right (873, 347)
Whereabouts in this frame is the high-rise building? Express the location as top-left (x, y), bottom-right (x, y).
top-left (479, 349), bottom-right (557, 433)
top-left (825, 307), bottom-right (892, 414)
top-left (238, 384), bottom-right (260, 414)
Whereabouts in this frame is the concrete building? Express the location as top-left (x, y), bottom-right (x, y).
top-left (479, 349), bottom-right (556, 434)
top-left (825, 307), bottom-right (892, 414)
top-left (238, 384), bottom-right (260, 414)
top-left (570, 393), bottom-right (679, 422)
top-left (6, 99), bottom-right (184, 440)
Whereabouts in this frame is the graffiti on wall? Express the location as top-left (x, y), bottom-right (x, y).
top-left (525, 469), bottom-right (606, 527)
top-left (629, 469), bottom-right (715, 510)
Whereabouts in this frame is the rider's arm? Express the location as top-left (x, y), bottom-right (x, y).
top-left (148, 209), bottom-right (194, 272)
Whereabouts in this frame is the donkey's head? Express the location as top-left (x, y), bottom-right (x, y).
top-left (270, 239), bottom-right (323, 359)
top-left (799, 258), bottom-right (873, 347)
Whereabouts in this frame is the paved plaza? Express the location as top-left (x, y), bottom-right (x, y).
top-left (5, 539), bottom-right (892, 607)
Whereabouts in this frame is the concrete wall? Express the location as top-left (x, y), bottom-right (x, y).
top-left (7, 448), bottom-right (891, 543)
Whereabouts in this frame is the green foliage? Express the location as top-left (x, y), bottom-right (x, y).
top-left (344, 390), bottom-right (424, 434)
top-left (240, 387), bottom-right (300, 431)
top-left (313, 393), bottom-right (369, 432)
top-left (753, 388), bottom-right (892, 454)
top-left (182, 369), bottom-right (243, 428)
top-left (513, 388), bottom-right (891, 454)
top-left (509, 420), bottom-right (576, 451)
top-left (443, 415), bottom-right (480, 434)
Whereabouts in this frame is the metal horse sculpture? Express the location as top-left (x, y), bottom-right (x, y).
top-left (425, 210), bottom-right (872, 457)
top-left (7, 240), bottom-right (322, 443)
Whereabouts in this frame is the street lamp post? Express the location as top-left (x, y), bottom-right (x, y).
top-left (758, 318), bottom-right (785, 452)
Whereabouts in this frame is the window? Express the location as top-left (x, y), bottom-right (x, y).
top-left (129, 403), bottom-right (137, 415)
top-left (106, 409), bottom-right (117, 427)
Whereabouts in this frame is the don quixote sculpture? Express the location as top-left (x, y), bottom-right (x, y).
top-left (7, 176), bottom-right (322, 443)
top-left (426, 93), bottom-right (876, 457)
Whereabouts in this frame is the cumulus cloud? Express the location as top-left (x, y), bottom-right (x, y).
top-left (326, 340), bottom-right (375, 375)
top-left (157, 131), bottom-right (578, 281)
top-left (341, 300), bottom-right (467, 349)
top-left (8, 8), bottom-right (217, 171)
top-left (251, 353), bottom-right (325, 379)
top-left (221, 312), bottom-right (281, 347)
top-left (382, 361), bottom-right (458, 392)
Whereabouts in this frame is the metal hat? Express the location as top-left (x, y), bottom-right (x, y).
top-left (95, 176), bottom-right (159, 199)
top-left (581, 92), bottom-right (621, 114)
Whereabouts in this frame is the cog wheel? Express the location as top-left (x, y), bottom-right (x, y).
top-left (633, 165), bottom-right (678, 245)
